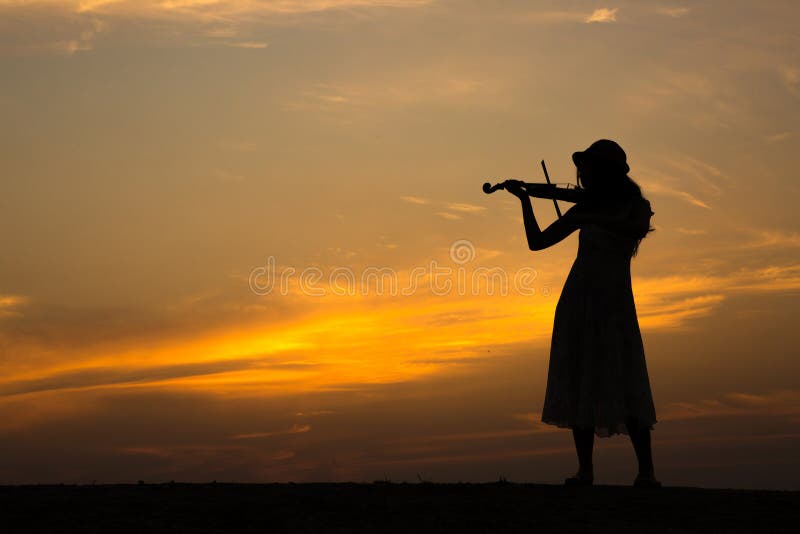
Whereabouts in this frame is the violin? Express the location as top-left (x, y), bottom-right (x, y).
top-left (481, 181), bottom-right (588, 203)
top-left (483, 160), bottom-right (589, 218)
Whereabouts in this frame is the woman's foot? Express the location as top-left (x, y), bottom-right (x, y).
top-left (633, 470), bottom-right (662, 488)
top-left (564, 470), bottom-right (593, 486)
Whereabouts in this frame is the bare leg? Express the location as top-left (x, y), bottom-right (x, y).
top-left (626, 417), bottom-right (654, 474)
top-left (572, 427), bottom-right (595, 475)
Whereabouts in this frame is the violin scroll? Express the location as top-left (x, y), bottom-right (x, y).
top-left (482, 182), bottom-right (504, 194)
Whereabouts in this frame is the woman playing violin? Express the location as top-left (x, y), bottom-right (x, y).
top-left (503, 139), bottom-right (660, 487)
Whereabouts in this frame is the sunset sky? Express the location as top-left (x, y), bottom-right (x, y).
top-left (1, 0), bottom-right (799, 489)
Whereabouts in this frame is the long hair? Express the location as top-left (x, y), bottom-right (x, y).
top-left (577, 166), bottom-right (655, 258)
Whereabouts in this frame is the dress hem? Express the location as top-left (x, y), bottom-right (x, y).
top-left (541, 417), bottom-right (657, 438)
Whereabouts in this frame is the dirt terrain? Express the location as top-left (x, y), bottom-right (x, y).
top-left (1, 481), bottom-right (797, 532)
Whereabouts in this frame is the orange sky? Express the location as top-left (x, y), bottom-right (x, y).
top-left (1, 0), bottom-right (799, 489)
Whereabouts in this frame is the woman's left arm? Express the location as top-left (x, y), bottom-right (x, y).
top-left (505, 180), bottom-right (582, 251)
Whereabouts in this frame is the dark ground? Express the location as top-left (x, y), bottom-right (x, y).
top-left (1, 481), bottom-right (798, 533)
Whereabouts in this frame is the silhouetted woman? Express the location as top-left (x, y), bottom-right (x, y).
top-left (503, 139), bottom-right (660, 488)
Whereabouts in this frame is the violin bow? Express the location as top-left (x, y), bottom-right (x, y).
top-left (540, 160), bottom-right (562, 219)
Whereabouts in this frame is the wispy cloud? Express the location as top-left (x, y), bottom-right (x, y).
top-left (402, 197), bottom-right (487, 220)
top-left (76, 0), bottom-right (124, 12)
top-left (230, 423), bottom-right (311, 440)
top-left (446, 203), bottom-right (486, 214)
top-left (0, 0), bottom-right (432, 55)
top-left (620, 67), bottom-right (741, 131)
top-left (640, 178), bottom-right (712, 209)
top-left (62, 17), bottom-right (106, 53)
top-left (634, 263), bottom-right (800, 329)
top-left (518, 7), bottom-right (620, 25)
top-left (779, 65), bottom-right (800, 98)
top-left (655, 6), bottom-right (690, 18)
top-left (288, 74), bottom-right (503, 114)
top-left (0, 295), bottom-right (29, 318)
top-left (51, 0), bottom-right (434, 16)
top-left (742, 229), bottom-right (800, 249)
top-left (0, 357), bottom-right (321, 398)
top-left (401, 195), bottom-right (430, 205)
top-left (0, 11), bottom-right (108, 56)
top-left (637, 154), bottom-right (726, 209)
top-left (677, 227), bottom-right (707, 236)
top-left (664, 155), bottom-right (727, 194)
top-left (660, 389), bottom-right (800, 421)
top-left (224, 41), bottom-right (269, 49)
top-left (0, 295), bottom-right (28, 308)
top-left (382, 422), bottom-right (558, 447)
top-left (585, 7), bottom-right (618, 24)
top-left (766, 132), bottom-right (793, 143)
top-left (294, 409), bottom-right (335, 417)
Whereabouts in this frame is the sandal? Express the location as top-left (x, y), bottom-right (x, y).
top-left (564, 471), bottom-right (594, 486)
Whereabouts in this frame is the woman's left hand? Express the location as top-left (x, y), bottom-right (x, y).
top-left (503, 179), bottom-right (527, 199)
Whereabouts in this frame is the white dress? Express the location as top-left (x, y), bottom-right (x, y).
top-left (541, 222), bottom-right (656, 437)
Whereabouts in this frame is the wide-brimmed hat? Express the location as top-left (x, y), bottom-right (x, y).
top-left (572, 139), bottom-right (630, 174)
